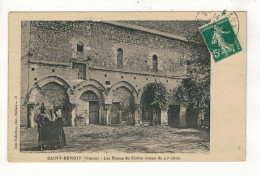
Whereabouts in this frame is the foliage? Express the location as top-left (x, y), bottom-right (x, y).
top-left (175, 45), bottom-right (210, 111)
top-left (144, 82), bottom-right (168, 109)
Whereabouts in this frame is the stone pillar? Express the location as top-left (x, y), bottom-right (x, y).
top-left (179, 105), bottom-right (187, 128)
top-left (70, 103), bottom-right (78, 127)
top-left (160, 107), bottom-right (168, 125)
top-left (104, 104), bottom-right (112, 125)
top-left (27, 102), bottom-right (35, 128)
top-left (119, 110), bottom-right (122, 124)
top-left (134, 104), bottom-right (141, 126)
top-left (71, 108), bottom-right (76, 127)
top-left (197, 110), bottom-right (205, 126)
top-left (85, 102), bottom-right (90, 125)
top-left (99, 105), bottom-right (103, 125)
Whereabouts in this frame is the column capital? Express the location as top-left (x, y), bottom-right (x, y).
top-left (27, 102), bottom-right (36, 128)
top-left (27, 102), bottom-right (35, 110)
top-left (70, 103), bottom-right (78, 110)
top-left (104, 104), bottom-right (112, 110)
top-left (104, 104), bottom-right (112, 125)
top-left (134, 104), bottom-right (141, 109)
top-left (180, 104), bottom-right (187, 108)
top-left (160, 106), bottom-right (169, 111)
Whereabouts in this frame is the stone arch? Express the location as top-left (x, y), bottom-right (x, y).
top-left (73, 79), bottom-right (106, 103)
top-left (136, 83), bottom-right (152, 104)
top-left (137, 82), bottom-right (169, 104)
top-left (28, 76), bottom-right (73, 103)
top-left (75, 79), bottom-right (107, 95)
top-left (73, 81), bottom-right (106, 126)
top-left (108, 81), bottom-right (138, 102)
top-left (108, 81), bottom-right (137, 125)
top-left (74, 84), bottom-right (105, 104)
top-left (89, 79), bottom-right (108, 95)
top-left (138, 83), bottom-right (163, 125)
top-left (27, 76), bottom-right (73, 127)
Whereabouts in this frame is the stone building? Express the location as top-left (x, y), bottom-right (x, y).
top-left (21, 21), bottom-right (208, 128)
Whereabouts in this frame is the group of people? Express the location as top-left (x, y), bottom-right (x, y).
top-left (36, 103), bottom-right (66, 151)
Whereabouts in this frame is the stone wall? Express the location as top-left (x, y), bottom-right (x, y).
top-left (29, 21), bottom-right (191, 75)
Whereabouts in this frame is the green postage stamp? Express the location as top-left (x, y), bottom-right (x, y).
top-left (200, 17), bottom-right (242, 62)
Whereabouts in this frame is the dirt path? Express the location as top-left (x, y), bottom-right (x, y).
top-left (20, 125), bottom-right (209, 153)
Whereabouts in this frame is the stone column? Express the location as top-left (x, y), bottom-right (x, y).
top-left (197, 110), bottom-right (205, 126)
top-left (160, 107), bottom-right (168, 125)
top-left (70, 103), bottom-right (78, 127)
top-left (134, 104), bottom-right (141, 126)
top-left (27, 102), bottom-right (35, 128)
top-left (104, 104), bottom-right (112, 125)
top-left (71, 108), bottom-right (76, 127)
top-left (99, 104), bottom-right (103, 125)
top-left (119, 110), bottom-right (122, 125)
top-left (179, 105), bottom-right (187, 128)
top-left (85, 102), bottom-right (90, 125)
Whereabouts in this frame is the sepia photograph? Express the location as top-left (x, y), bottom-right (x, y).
top-left (20, 20), bottom-right (210, 153)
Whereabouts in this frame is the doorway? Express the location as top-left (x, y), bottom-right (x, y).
top-left (89, 101), bottom-right (99, 124)
top-left (110, 102), bottom-right (121, 125)
top-left (79, 90), bottom-right (100, 125)
top-left (168, 105), bottom-right (180, 127)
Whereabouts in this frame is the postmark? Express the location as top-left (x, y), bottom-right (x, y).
top-left (200, 17), bottom-right (242, 62)
top-left (196, 11), bottom-right (240, 34)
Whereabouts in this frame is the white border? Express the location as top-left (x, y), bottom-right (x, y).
top-left (1, 0), bottom-right (260, 175)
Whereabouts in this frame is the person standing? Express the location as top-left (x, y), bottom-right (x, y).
top-left (50, 109), bottom-right (66, 149)
top-left (36, 103), bottom-right (49, 150)
top-left (55, 109), bottom-right (66, 148)
top-left (49, 106), bottom-right (56, 121)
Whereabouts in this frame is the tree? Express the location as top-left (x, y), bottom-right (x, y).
top-left (175, 44), bottom-right (210, 112)
top-left (145, 82), bottom-right (168, 109)
top-left (141, 82), bottom-right (168, 125)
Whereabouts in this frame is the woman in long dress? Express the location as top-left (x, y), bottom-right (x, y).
top-left (49, 109), bottom-right (66, 149)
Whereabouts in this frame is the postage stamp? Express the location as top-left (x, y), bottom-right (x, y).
top-left (200, 17), bottom-right (242, 62)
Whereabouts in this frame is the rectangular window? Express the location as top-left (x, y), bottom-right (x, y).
top-left (77, 42), bottom-right (84, 52)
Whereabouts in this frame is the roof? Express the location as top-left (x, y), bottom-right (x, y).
top-left (103, 21), bottom-right (190, 43)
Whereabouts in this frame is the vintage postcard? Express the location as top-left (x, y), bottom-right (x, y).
top-left (8, 12), bottom-right (246, 162)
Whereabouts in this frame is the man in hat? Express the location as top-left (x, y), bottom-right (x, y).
top-left (36, 103), bottom-right (49, 150)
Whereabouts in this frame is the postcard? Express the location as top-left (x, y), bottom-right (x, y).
top-left (8, 12), bottom-right (246, 162)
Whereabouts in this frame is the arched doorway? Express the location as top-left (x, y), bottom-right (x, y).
top-left (34, 82), bottom-right (71, 126)
top-left (141, 87), bottom-right (161, 126)
top-left (110, 87), bottom-right (135, 125)
top-left (78, 90), bottom-right (100, 125)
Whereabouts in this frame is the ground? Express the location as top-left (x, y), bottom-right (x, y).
top-left (20, 125), bottom-right (210, 153)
